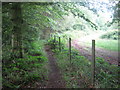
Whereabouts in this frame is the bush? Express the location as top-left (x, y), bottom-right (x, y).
top-left (3, 55), bottom-right (48, 88)
top-left (47, 37), bottom-right (65, 50)
top-left (100, 30), bottom-right (120, 40)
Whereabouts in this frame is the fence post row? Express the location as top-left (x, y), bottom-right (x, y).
top-left (51, 36), bottom-right (96, 87)
top-left (92, 40), bottom-right (95, 87)
top-left (69, 38), bottom-right (72, 64)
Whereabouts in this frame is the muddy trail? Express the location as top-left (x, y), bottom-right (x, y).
top-left (72, 39), bottom-right (119, 65)
top-left (45, 45), bottom-right (66, 88)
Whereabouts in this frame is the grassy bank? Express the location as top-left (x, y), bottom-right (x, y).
top-left (47, 37), bottom-right (120, 88)
top-left (55, 49), bottom-right (119, 88)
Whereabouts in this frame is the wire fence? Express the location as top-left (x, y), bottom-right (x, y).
top-left (49, 35), bottom-right (119, 88)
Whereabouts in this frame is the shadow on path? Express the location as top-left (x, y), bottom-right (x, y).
top-left (45, 45), bottom-right (66, 88)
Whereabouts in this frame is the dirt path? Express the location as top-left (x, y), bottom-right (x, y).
top-left (72, 39), bottom-right (119, 65)
top-left (45, 45), bottom-right (66, 88)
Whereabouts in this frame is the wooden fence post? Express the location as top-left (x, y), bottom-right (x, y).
top-left (54, 35), bottom-right (56, 42)
top-left (59, 37), bottom-right (61, 51)
top-left (69, 38), bottom-right (71, 63)
top-left (92, 40), bottom-right (95, 87)
top-left (54, 35), bottom-right (56, 50)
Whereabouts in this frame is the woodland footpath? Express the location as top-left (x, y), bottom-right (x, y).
top-left (2, 1), bottom-right (120, 88)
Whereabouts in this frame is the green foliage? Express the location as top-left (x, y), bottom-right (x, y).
top-left (2, 1), bottom-right (119, 88)
top-left (46, 37), bottom-right (65, 50)
top-left (95, 57), bottom-right (119, 88)
top-left (76, 30), bottom-right (119, 51)
top-left (47, 38), bottom-right (58, 50)
top-left (100, 30), bottom-right (120, 40)
top-left (73, 24), bottom-right (85, 30)
top-left (56, 50), bottom-right (119, 88)
top-left (60, 30), bottom-right (88, 40)
top-left (3, 55), bottom-right (48, 88)
top-left (96, 39), bottom-right (119, 51)
top-left (48, 37), bottom-right (119, 88)
top-left (55, 48), bottom-right (91, 88)
top-left (2, 33), bottom-right (48, 88)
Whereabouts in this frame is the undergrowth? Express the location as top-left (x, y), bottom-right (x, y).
top-left (55, 48), bottom-right (92, 88)
top-left (47, 37), bottom-right (120, 88)
top-left (3, 41), bottom-right (48, 88)
top-left (100, 30), bottom-right (120, 40)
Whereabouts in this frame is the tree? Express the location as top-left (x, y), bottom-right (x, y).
top-left (11, 3), bottom-right (23, 58)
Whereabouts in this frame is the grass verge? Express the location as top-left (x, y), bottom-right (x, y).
top-left (55, 48), bottom-right (119, 88)
top-left (80, 39), bottom-right (119, 51)
top-left (47, 37), bottom-right (120, 88)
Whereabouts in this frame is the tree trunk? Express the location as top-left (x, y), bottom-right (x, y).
top-left (11, 3), bottom-right (23, 58)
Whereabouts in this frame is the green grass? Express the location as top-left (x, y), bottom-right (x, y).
top-left (59, 30), bottom-right (119, 51)
top-left (48, 37), bottom-right (119, 88)
top-left (96, 39), bottom-right (119, 51)
top-left (55, 48), bottom-right (92, 88)
top-left (96, 30), bottom-right (120, 51)
top-left (54, 47), bottom-right (119, 88)
top-left (84, 39), bottom-right (119, 51)
top-left (95, 30), bottom-right (119, 51)
top-left (100, 30), bottom-right (120, 40)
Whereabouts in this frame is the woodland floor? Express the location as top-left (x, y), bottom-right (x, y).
top-left (23, 45), bottom-right (66, 88)
top-left (72, 39), bottom-right (119, 65)
top-left (45, 45), bottom-right (66, 88)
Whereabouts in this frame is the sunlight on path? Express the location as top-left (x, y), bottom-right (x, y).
top-left (78, 31), bottom-right (105, 42)
top-left (72, 38), bottom-right (118, 65)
